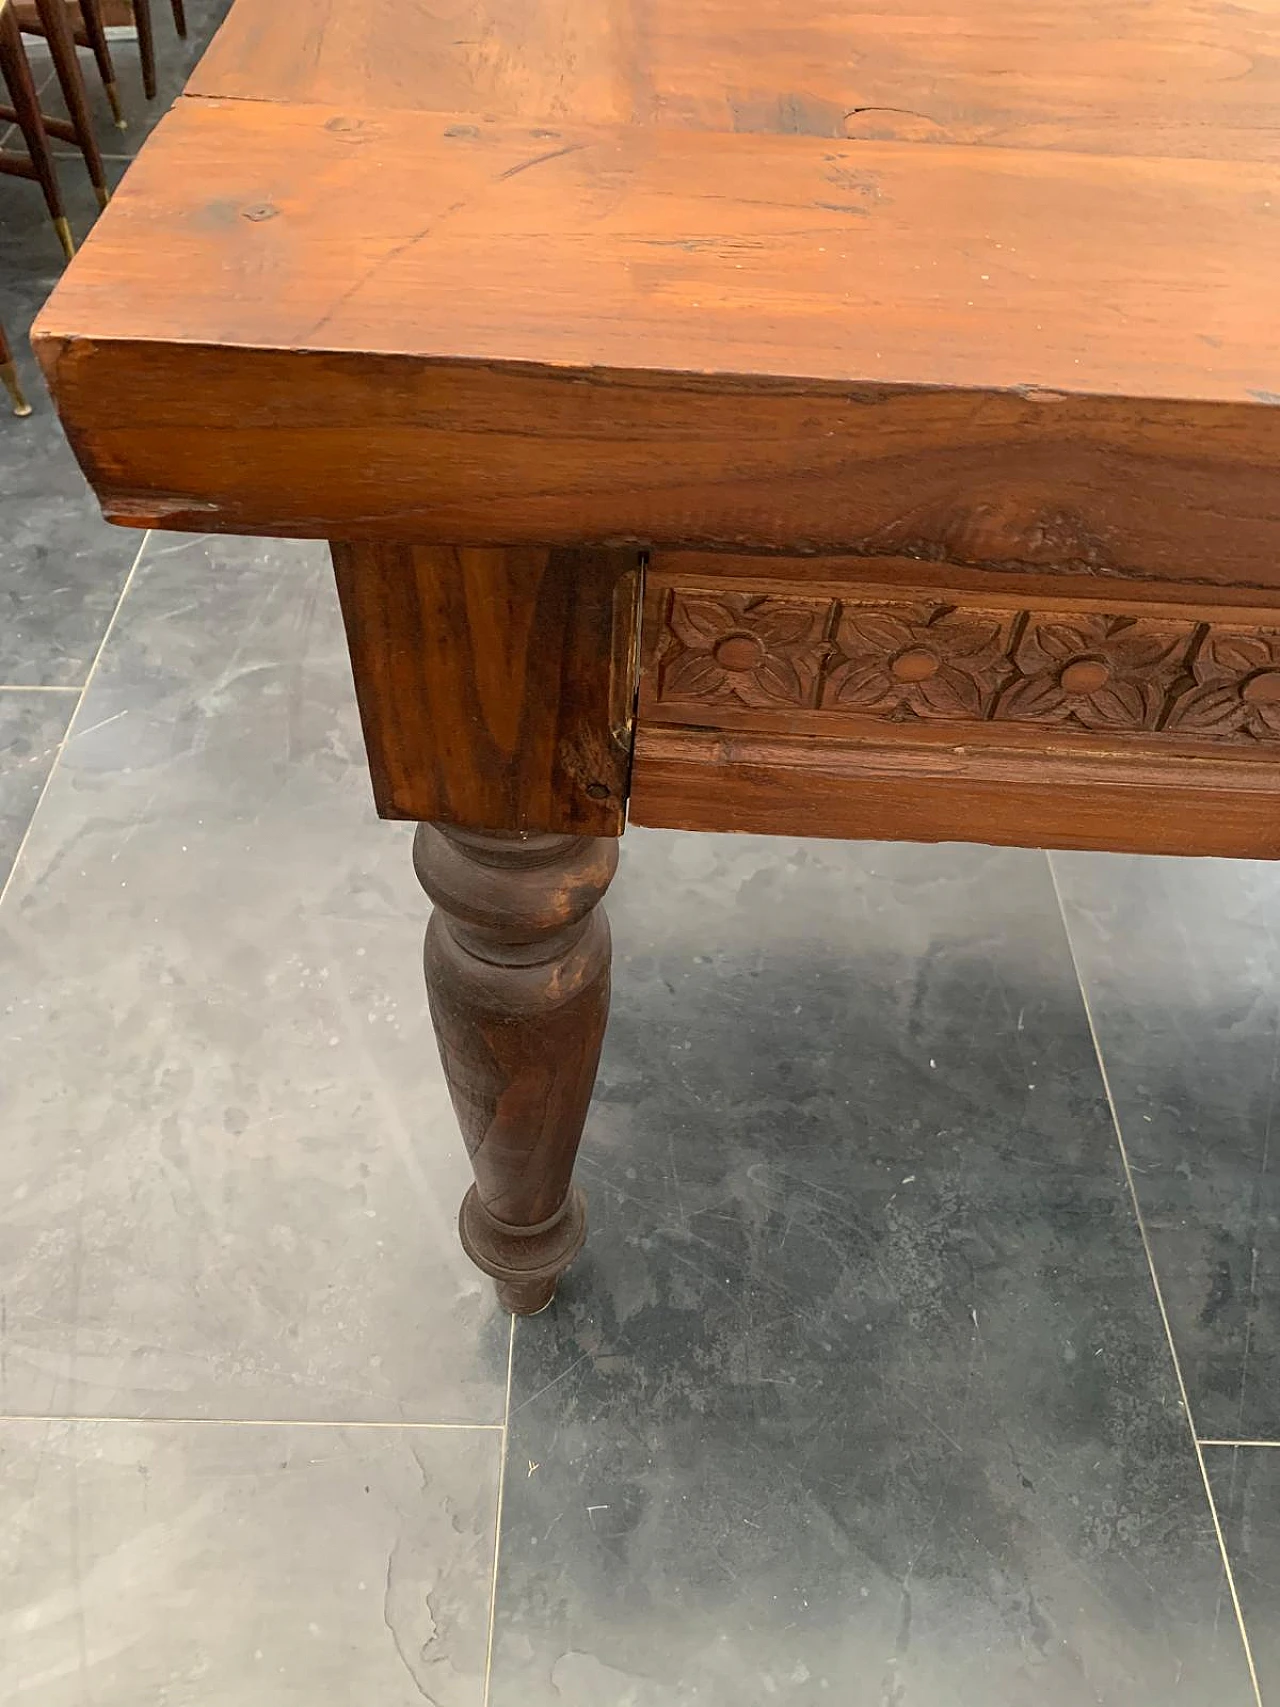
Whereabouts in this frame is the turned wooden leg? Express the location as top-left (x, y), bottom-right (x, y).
top-left (331, 540), bottom-right (639, 1311)
top-left (413, 823), bottom-right (617, 1315)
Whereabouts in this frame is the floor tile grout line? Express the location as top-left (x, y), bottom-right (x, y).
top-left (1047, 851), bottom-right (1264, 1706)
top-left (1202, 1439), bottom-right (1280, 1449)
top-left (0, 685), bottom-right (83, 693)
top-left (0, 1413), bottom-right (505, 1430)
top-left (0, 529), bottom-right (148, 916)
top-left (0, 64), bottom-right (55, 153)
top-left (482, 1313), bottom-right (516, 1707)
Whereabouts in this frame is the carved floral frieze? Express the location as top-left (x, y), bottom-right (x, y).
top-left (653, 590), bottom-right (1280, 745)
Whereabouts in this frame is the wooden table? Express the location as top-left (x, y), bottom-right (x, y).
top-left (33, 0), bottom-right (1280, 1313)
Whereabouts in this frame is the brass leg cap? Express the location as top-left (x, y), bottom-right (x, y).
top-left (54, 216), bottom-right (75, 260)
top-left (1, 362), bottom-right (32, 418)
top-left (93, 183), bottom-right (110, 212)
top-left (106, 80), bottom-right (127, 129)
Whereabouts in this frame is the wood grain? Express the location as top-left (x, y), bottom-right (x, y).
top-left (188, 0), bottom-right (1280, 161)
top-left (32, 96), bottom-right (1280, 582)
top-left (38, 98), bottom-right (1280, 403)
top-left (331, 541), bottom-right (640, 835)
top-left (628, 723), bottom-right (1280, 859)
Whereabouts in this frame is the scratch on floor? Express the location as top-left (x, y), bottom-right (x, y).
top-left (73, 709), bottom-right (128, 740)
top-left (509, 1350), bottom-right (592, 1418)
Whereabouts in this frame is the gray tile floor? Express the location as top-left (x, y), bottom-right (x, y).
top-left (2, 12), bottom-right (1278, 1703)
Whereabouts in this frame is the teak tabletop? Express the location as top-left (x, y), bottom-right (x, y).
top-left (32, 0), bottom-right (1280, 1308)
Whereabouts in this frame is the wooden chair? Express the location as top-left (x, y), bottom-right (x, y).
top-left (11, 0), bottom-right (122, 143)
top-left (22, 0), bottom-right (124, 127)
top-left (19, 0), bottom-right (186, 110)
top-left (0, 0), bottom-right (76, 256)
top-left (0, 312), bottom-right (33, 416)
top-left (31, 0), bottom-right (126, 127)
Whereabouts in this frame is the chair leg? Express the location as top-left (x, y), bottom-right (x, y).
top-left (33, 0), bottom-right (109, 209)
top-left (132, 0), bottom-right (155, 99)
top-left (0, 5), bottom-right (74, 257)
top-left (169, 0), bottom-right (185, 38)
top-left (77, 0), bottom-right (124, 128)
top-left (0, 315), bottom-right (33, 417)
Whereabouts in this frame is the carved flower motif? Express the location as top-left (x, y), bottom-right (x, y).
top-left (993, 615), bottom-right (1194, 731)
top-left (658, 592), bottom-right (830, 708)
top-left (1165, 629), bottom-right (1280, 741)
top-left (822, 603), bottom-right (1010, 719)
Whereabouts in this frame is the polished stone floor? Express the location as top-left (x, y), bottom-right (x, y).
top-left (1, 15), bottom-right (1277, 1705)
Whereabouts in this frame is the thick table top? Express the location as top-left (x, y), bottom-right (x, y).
top-left (187, 0), bottom-right (1280, 161)
top-left (32, 0), bottom-right (1280, 561)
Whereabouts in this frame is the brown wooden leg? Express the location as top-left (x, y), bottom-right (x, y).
top-left (169, 0), bottom-right (185, 37)
top-left (413, 823), bottom-right (617, 1314)
top-left (34, 0), bottom-right (108, 208)
top-left (332, 542), bottom-right (639, 836)
top-left (77, 0), bottom-right (125, 127)
top-left (131, 0), bottom-right (155, 98)
top-left (0, 313), bottom-right (33, 416)
top-left (0, 5), bottom-right (74, 257)
top-left (331, 540), bottom-right (639, 1311)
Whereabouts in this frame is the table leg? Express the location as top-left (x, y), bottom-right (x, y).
top-left (330, 540), bottom-right (641, 1310)
top-left (414, 823), bottom-right (617, 1313)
